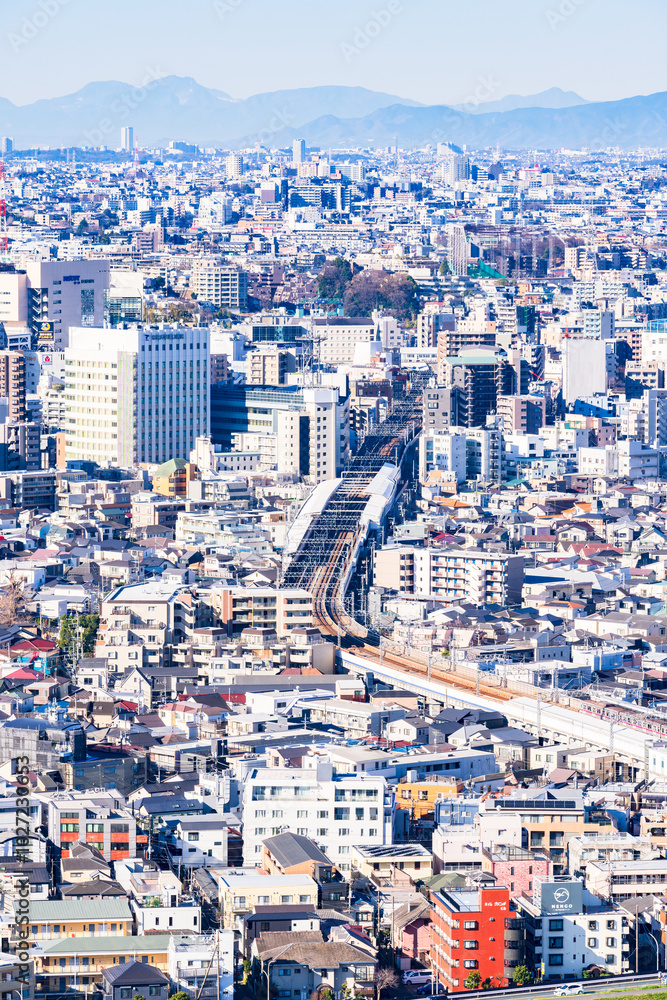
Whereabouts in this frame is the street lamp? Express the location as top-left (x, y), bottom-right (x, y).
top-left (263, 945), bottom-right (293, 1000)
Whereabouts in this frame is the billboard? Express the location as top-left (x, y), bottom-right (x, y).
top-left (540, 881), bottom-right (583, 915)
top-left (36, 321), bottom-right (55, 344)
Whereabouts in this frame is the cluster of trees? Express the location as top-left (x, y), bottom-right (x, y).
top-left (318, 257), bottom-right (355, 300)
top-left (0, 571), bottom-right (28, 626)
top-left (318, 259), bottom-right (420, 321)
top-left (463, 966), bottom-right (533, 990)
top-left (343, 269), bottom-right (419, 321)
top-left (58, 614), bottom-right (100, 658)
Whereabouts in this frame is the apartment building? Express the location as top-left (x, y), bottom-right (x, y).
top-left (97, 581), bottom-right (205, 671)
top-left (36, 935), bottom-right (174, 994)
top-left (585, 858), bottom-right (667, 902)
top-left (64, 324), bottom-right (210, 467)
top-left (437, 350), bottom-right (516, 427)
top-left (305, 698), bottom-right (407, 739)
top-left (13, 898), bottom-right (132, 942)
top-left (497, 395), bottom-right (545, 434)
top-left (416, 308), bottom-right (456, 349)
top-left (190, 258), bottom-right (248, 310)
top-left (351, 843), bottom-right (433, 881)
top-left (47, 792), bottom-right (138, 860)
top-left (418, 429), bottom-right (467, 483)
top-left (247, 347), bottom-right (291, 385)
top-left (213, 586), bottom-right (313, 638)
top-left (168, 932), bottom-right (235, 1000)
top-left (436, 328), bottom-right (496, 383)
top-left (217, 870), bottom-right (318, 928)
top-left (373, 544), bottom-right (524, 606)
top-left (312, 317), bottom-right (378, 365)
top-left (517, 880), bottom-right (629, 980)
top-left (242, 761), bottom-right (393, 870)
top-left (567, 833), bottom-right (660, 877)
top-left (0, 952), bottom-right (34, 1000)
top-left (0, 352), bottom-right (27, 422)
top-left (487, 789), bottom-right (612, 875)
top-left (430, 885), bottom-right (522, 992)
top-left (481, 845), bottom-right (551, 898)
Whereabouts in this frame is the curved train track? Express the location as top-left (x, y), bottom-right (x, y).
top-left (281, 373), bottom-right (512, 698)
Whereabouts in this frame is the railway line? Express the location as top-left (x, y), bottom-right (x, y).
top-left (283, 375), bottom-right (667, 768)
top-left (283, 374), bottom-right (426, 645)
top-left (283, 372), bottom-right (520, 696)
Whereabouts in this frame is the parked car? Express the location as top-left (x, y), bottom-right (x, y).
top-left (402, 971), bottom-right (432, 986)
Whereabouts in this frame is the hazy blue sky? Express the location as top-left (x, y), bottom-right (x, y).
top-left (2, 0), bottom-right (666, 105)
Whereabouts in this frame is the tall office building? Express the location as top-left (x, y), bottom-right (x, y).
top-left (0, 260), bottom-right (110, 349)
top-left (120, 126), bottom-right (134, 153)
top-left (64, 324), bottom-right (210, 467)
top-left (1, 138), bottom-right (13, 154)
top-left (292, 138), bottom-right (306, 164)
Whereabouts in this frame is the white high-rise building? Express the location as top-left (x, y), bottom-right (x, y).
top-left (293, 138), bottom-right (306, 164)
top-left (190, 258), bottom-right (248, 310)
top-left (120, 126), bottom-right (134, 153)
top-left (197, 192), bottom-right (234, 228)
top-left (64, 324), bottom-right (209, 467)
top-left (562, 338), bottom-right (608, 405)
top-left (242, 759), bottom-right (393, 871)
top-left (448, 223), bottom-right (468, 276)
top-left (225, 153), bottom-right (244, 179)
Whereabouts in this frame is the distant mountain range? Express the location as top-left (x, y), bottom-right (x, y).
top-left (450, 87), bottom-right (590, 114)
top-left (0, 78), bottom-right (422, 149)
top-left (2, 78), bottom-right (666, 151)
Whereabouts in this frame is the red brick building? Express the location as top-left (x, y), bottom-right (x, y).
top-left (482, 845), bottom-right (551, 898)
top-left (430, 885), bottom-right (524, 991)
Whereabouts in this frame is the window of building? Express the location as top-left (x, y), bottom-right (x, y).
top-left (548, 956), bottom-right (563, 967)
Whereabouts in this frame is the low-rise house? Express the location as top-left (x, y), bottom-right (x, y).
top-left (217, 870), bottom-right (319, 930)
top-left (102, 961), bottom-right (169, 1000)
top-left (252, 932), bottom-right (377, 998)
top-left (351, 844), bottom-right (433, 884)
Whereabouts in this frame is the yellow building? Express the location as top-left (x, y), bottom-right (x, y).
top-left (395, 778), bottom-right (464, 822)
top-left (152, 458), bottom-right (194, 498)
top-left (37, 935), bottom-right (172, 993)
top-left (216, 872), bottom-right (318, 929)
top-left (15, 900), bottom-right (132, 943)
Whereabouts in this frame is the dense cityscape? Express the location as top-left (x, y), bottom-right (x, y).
top-left (5, 5), bottom-right (667, 1000)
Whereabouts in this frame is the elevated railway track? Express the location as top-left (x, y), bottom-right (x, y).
top-left (282, 376), bottom-right (667, 773)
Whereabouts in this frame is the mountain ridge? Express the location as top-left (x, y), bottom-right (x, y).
top-left (1, 78), bottom-right (665, 150)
